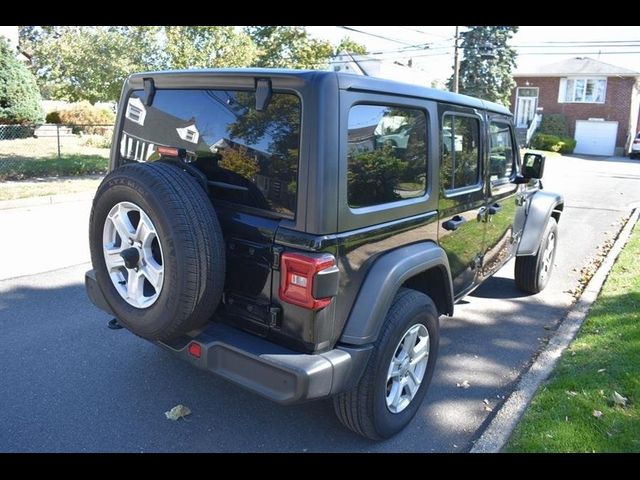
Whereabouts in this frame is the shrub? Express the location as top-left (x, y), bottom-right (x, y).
top-left (531, 133), bottom-right (576, 154)
top-left (0, 38), bottom-right (44, 125)
top-left (45, 111), bottom-right (62, 124)
top-left (58, 101), bottom-right (115, 134)
top-left (81, 133), bottom-right (112, 148)
top-left (539, 114), bottom-right (569, 137)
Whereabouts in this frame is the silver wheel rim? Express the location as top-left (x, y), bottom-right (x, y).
top-left (539, 231), bottom-right (556, 282)
top-left (386, 323), bottom-right (430, 414)
top-left (102, 201), bottom-right (164, 309)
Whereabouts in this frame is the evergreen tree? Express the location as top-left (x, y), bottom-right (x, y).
top-left (450, 26), bottom-right (518, 106)
top-left (0, 37), bottom-right (43, 124)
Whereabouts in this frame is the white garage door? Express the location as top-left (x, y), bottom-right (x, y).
top-left (574, 120), bottom-right (618, 156)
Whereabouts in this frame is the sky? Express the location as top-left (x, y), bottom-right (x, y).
top-left (306, 26), bottom-right (640, 85)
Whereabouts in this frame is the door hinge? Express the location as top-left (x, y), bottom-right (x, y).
top-left (271, 246), bottom-right (284, 269)
top-left (269, 306), bottom-right (281, 328)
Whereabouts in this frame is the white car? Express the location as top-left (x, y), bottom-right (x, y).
top-left (631, 132), bottom-right (640, 159)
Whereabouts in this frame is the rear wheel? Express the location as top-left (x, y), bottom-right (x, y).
top-left (515, 217), bottom-right (558, 294)
top-left (333, 288), bottom-right (439, 440)
top-left (89, 161), bottom-right (225, 341)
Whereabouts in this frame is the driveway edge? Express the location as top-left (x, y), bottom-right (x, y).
top-left (470, 206), bottom-right (640, 453)
top-left (0, 190), bottom-right (95, 211)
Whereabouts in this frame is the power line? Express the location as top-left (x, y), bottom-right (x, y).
top-left (337, 26), bottom-right (422, 47)
top-left (397, 26), bottom-right (454, 41)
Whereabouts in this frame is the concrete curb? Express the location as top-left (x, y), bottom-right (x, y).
top-left (470, 206), bottom-right (640, 453)
top-left (0, 190), bottom-right (95, 211)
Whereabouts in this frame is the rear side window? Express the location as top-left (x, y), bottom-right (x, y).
top-left (120, 89), bottom-right (301, 219)
top-left (441, 114), bottom-right (480, 191)
top-left (347, 105), bottom-right (428, 208)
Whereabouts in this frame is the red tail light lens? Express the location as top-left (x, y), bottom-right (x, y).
top-left (187, 342), bottom-right (202, 358)
top-left (279, 253), bottom-right (336, 310)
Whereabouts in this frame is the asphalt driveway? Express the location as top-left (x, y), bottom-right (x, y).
top-left (1, 154), bottom-right (639, 452)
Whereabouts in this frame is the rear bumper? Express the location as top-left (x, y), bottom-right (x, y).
top-left (85, 269), bottom-right (371, 405)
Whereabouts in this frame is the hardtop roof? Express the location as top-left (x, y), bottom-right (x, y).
top-left (129, 68), bottom-right (512, 116)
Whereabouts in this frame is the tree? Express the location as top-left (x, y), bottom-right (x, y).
top-left (24, 26), bottom-right (164, 103)
top-left (0, 37), bottom-right (43, 124)
top-left (164, 26), bottom-right (256, 69)
top-left (449, 26), bottom-right (518, 106)
top-left (335, 36), bottom-right (367, 56)
top-left (246, 26), bottom-right (334, 69)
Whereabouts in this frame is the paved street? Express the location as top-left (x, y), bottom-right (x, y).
top-left (1, 154), bottom-right (639, 452)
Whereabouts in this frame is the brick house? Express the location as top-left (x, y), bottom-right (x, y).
top-left (510, 57), bottom-right (640, 156)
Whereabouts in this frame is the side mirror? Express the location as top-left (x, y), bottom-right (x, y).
top-left (522, 152), bottom-right (545, 179)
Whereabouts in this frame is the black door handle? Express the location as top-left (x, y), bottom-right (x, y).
top-left (442, 215), bottom-right (467, 231)
top-left (488, 203), bottom-right (502, 215)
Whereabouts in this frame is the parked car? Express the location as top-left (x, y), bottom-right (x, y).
top-left (85, 69), bottom-right (563, 440)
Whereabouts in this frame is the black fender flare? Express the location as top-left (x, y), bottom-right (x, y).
top-left (517, 190), bottom-right (564, 256)
top-left (339, 242), bottom-right (453, 346)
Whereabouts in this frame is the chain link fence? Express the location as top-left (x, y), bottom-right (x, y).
top-left (0, 123), bottom-right (114, 180)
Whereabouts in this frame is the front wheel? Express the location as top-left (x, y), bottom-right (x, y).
top-left (333, 288), bottom-right (439, 440)
top-left (515, 217), bottom-right (558, 294)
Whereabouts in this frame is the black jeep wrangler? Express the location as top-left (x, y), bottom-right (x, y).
top-left (85, 69), bottom-right (563, 440)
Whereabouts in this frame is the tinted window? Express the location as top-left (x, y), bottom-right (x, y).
top-left (120, 89), bottom-right (301, 219)
top-left (441, 115), bottom-right (480, 191)
top-left (347, 105), bottom-right (427, 208)
top-left (489, 121), bottom-right (515, 184)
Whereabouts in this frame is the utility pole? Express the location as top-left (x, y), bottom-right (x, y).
top-left (453, 25), bottom-right (460, 93)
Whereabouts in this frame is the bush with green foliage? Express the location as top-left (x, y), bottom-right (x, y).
top-left (58, 101), bottom-right (115, 134)
top-left (45, 111), bottom-right (62, 124)
top-left (539, 114), bottom-right (569, 137)
top-left (0, 38), bottom-right (44, 125)
top-left (531, 133), bottom-right (576, 154)
top-left (58, 101), bottom-right (115, 125)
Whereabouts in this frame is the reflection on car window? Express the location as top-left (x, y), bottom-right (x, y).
top-left (441, 115), bottom-right (480, 191)
top-left (347, 105), bottom-right (427, 208)
top-left (120, 89), bottom-right (301, 219)
top-left (489, 121), bottom-right (515, 184)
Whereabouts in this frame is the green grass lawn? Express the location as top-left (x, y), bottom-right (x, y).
top-left (0, 175), bottom-right (103, 201)
top-left (506, 220), bottom-right (640, 452)
top-left (0, 132), bottom-right (110, 181)
top-left (0, 154), bottom-right (108, 181)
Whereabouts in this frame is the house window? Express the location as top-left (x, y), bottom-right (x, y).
top-left (559, 78), bottom-right (606, 103)
top-left (125, 97), bottom-right (147, 125)
top-left (185, 129), bottom-right (195, 142)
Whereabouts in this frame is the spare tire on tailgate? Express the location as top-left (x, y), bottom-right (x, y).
top-left (89, 161), bottom-right (225, 341)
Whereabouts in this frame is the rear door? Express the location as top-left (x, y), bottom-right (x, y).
top-left (437, 106), bottom-right (487, 298)
top-left (118, 88), bottom-right (303, 334)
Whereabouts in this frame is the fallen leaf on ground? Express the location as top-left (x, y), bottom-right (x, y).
top-left (165, 404), bottom-right (192, 421)
top-left (592, 410), bottom-right (603, 418)
top-left (597, 368), bottom-right (606, 373)
top-left (484, 405), bottom-right (493, 412)
top-left (456, 380), bottom-right (471, 389)
top-left (612, 391), bottom-right (628, 407)
top-left (565, 390), bottom-right (578, 397)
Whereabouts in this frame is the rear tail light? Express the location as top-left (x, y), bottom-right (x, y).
top-left (279, 253), bottom-right (338, 310)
